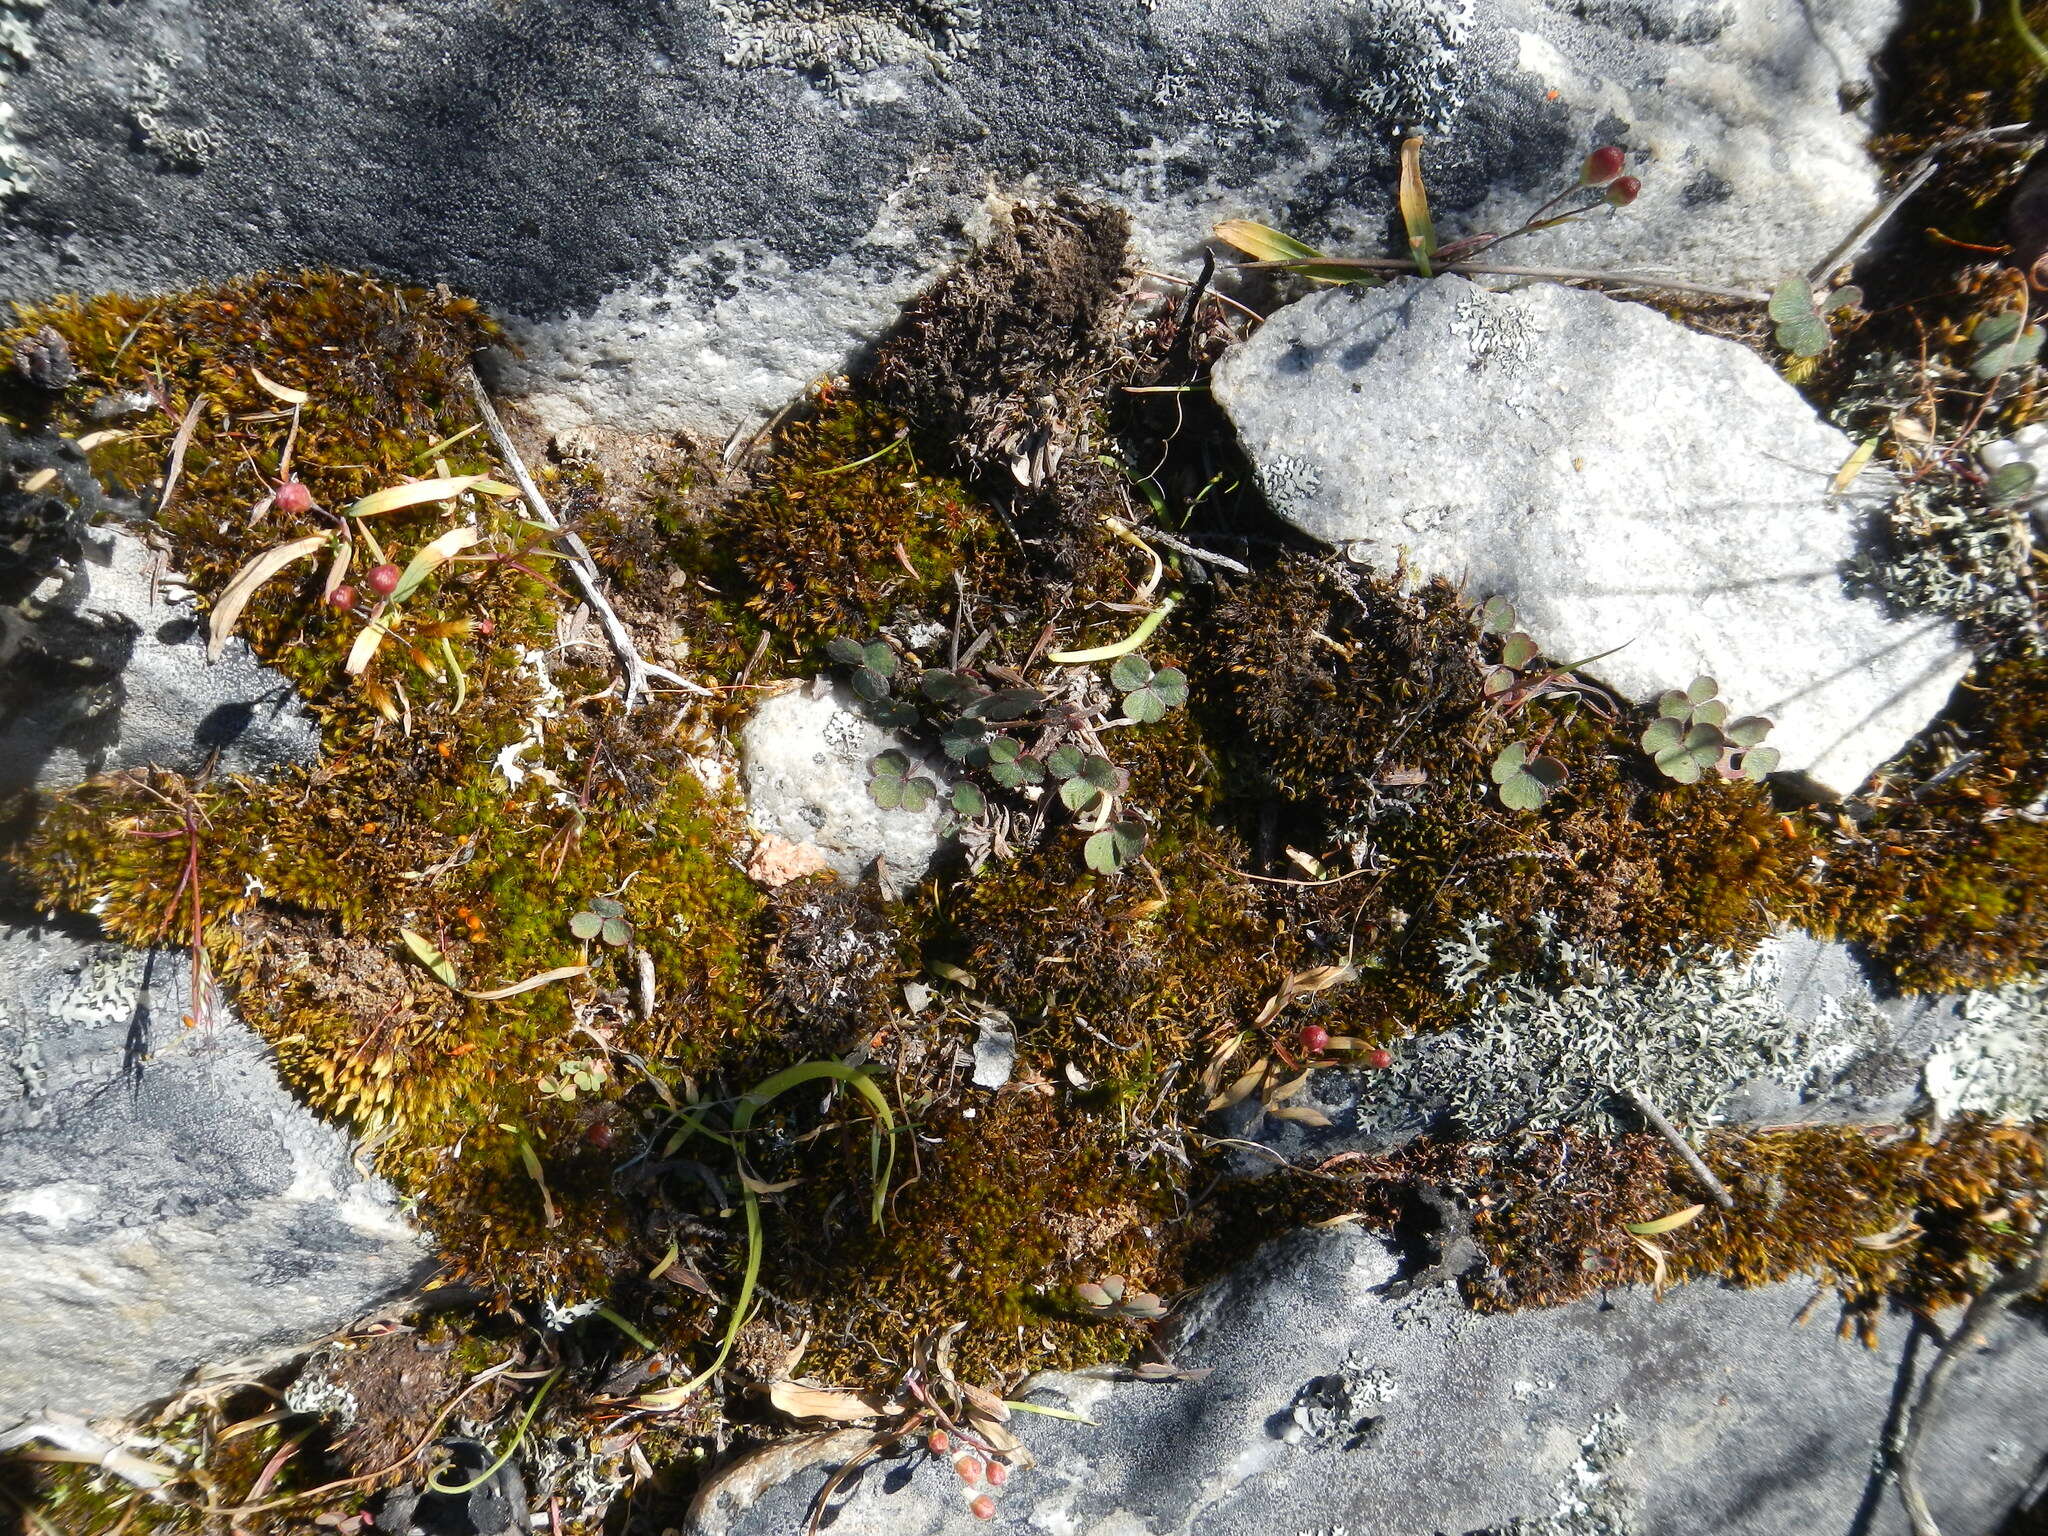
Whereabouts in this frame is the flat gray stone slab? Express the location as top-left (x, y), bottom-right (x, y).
top-left (694, 1227), bottom-right (2048, 1535)
top-left (0, 0), bottom-right (1899, 438)
top-left (1213, 278), bottom-right (1973, 797)
top-left (0, 918), bottom-right (428, 1434)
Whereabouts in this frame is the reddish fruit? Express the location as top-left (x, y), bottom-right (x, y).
top-left (1298, 1025), bottom-right (1330, 1055)
top-left (1605, 176), bottom-right (1642, 207)
top-left (970, 1495), bottom-right (997, 1521)
top-left (475, 617), bottom-right (496, 636)
top-left (273, 478), bottom-right (313, 516)
top-left (1580, 145), bottom-right (1626, 186)
top-left (366, 562), bottom-right (402, 597)
top-left (955, 1455), bottom-right (984, 1486)
top-left (986, 1461), bottom-right (1009, 1487)
top-left (927, 1430), bottom-right (950, 1455)
top-left (1368, 1047), bottom-right (1393, 1070)
top-left (585, 1122), bottom-right (615, 1149)
top-left (327, 584), bottom-right (357, 610)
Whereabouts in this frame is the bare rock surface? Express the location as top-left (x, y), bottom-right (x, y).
top-left (0, 916), bottom-right (429, 1435)
top-left (1, 525), bottom-right (319, 792)
top-left (692, 1226), bottom-right (2048, 1536)
top-left (738, 680), bottom-right (952, 898)
top-left (1213, 278), bottom-right (1972, 797)
top-left (0, 0), bottom-right (1899, 438)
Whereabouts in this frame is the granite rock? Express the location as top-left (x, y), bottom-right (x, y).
top-left (1212, 278), bottom-right (1973, 797)
top-left (0, 525), bottom-right (319, 792)
top-left (0, 0), bottom-right (1900, 439)
top-left (692, 1226), bottom-right (2048, 1535)
top-left (0, 915), bottom-right (429, 1435)
top-left (738, 679), bottom-right (952, 898)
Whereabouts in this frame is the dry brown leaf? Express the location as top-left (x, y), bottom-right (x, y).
top-left (1266, 1103), bottom-right (1332, 1127)
top-left (745, 834), bottom-right (833, 889)
top-left (461, 964), bottom-right (587, 1001)
top-left (764, 1382), bottom-right (905, 1423)
top-left (159, 394), bottom-right (207, 513)
top-left (1631, 1234), bottom-right (1671, 1298)
top-left (250, 366), bottom-right (310, 405)
top-left (1264, 1070), bottom-right (1312, 1106)
top-left (1207, 1059), bottom-right (1270, 1113)
top-left (206, 533), bottom-right (328, 660)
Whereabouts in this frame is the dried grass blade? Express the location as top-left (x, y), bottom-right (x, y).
top-left (765, 1383), bottom-right (904, 1423)
top-left (159, 394), bottom-right (207, 513)
top-left (250, 366), bottom-right (310, 405)
top-left (348, 476), bottom-right (499, 519)
top-left (461, 964), bottom-right (587, 1001)
top-left (392, 525), bottom-right (482, 603)
top-left (206, 533), bottom-right (328, 660)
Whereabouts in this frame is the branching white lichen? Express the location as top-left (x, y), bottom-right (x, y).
top-left (0, 0), bottom-right (46, 196)
top-left (1385, 927), bottom-right (1862, 1138)
top-left (1923, 981), bottom-right (2048, 1122)
top-left (1351, 0), bottom-right (1475, 137)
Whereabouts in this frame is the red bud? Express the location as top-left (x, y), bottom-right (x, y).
top-left (955, 1455), bottom-right (984, 1487)
top-left (366, 563), bottom-right (402, 597)
top-left (274, 478), bottom-right (313, 516)
top-left (328, 584), bottom-right (357, 610)
top-left (1368, 1047), bottom-right (1393, 1070)
top-left (1298, 1025), bottom-right (1330, 1055)
top-left (1605, 176), bottom-right (1642, 207)
top-left (1580, 146), bottom-right (1626, 186)
top-left (986, 1461), bottom-right (1009, 1487)
top-left (927, 1430), bottom-right (950, 1455)
top-left (970, 1494), bottom-right (997, 1520)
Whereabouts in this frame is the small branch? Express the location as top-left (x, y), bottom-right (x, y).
top-left (1242, 256), bottom-right (1771, 304)
top-left (1623, 1087), bottom-right (1735, 1210)
top-left (1895, 1211), bottom-right (2048, 1536)
top-left (464, 368), bottom-right (707, 709)
top-left (1142, 526), bottom-right (1252, 576)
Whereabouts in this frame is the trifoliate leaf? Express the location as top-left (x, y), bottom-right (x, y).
top-left (1110, 653), bottom-right (1152, 692)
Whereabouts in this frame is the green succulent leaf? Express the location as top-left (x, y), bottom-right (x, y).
top-left (951, 782), bottom-right (987, 818)
top-left (825, 637), bottom-right (867, 667)
top-left (600, 917), bottom-right (631, 947)
top-left (1479, 595), bottom-right (1517, 635)
top-left (569, 910), bottom-right (603, 941)
top-left (1501, 633), bottom-right (1540, 671)
top-left (1110, 654), bottom-right (1153, 693)
top-left (1724, 715), bottom-right (1773, 748)
top-left (1489, 742), bottom-right (1529, 784)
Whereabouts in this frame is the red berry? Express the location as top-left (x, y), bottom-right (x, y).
top-left (475, 617), bottom-right (496, 636)
top-left (1298, 1025), bottom-right (1330, 1055)
top-left (585, 1122), bottom-right (615, 1149)
top-left (1368, 1047), bottom-right (1393, 1070)
top-left (986, 1461), bottom-right (1009, 1487)
top-left (366, 563), bottom-right (401, 597)
top-left (955, 1455), bottom-right (984, 1486)
top-left (1580, 145), bottom-right (1626, 186)
top-left (273, 478), bottom-right (313, 516)
top-left (327, 584), bottom-right (357, 610)
top-left (970, 1495), bottom-right (996, 1521)
top-left (927, 1430), bottom-right (950, 1455)
top-left (1605, 176), bottom-right (1642, 207)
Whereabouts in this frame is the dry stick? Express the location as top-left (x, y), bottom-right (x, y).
top-left (1142, 526), bottom-right (1252, 576)
top-left (1244, 257), bottom-right (1770, 304)
top-left (1895, 1214), bottom-right (2048, 1536)
top-left (1622, 1087), bottom-right (1735, 1210)
top-left (463, 368), bottom-right (707, 709)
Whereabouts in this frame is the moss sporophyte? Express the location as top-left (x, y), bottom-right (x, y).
top-left (3, 243), bottom-right (2045, 1529)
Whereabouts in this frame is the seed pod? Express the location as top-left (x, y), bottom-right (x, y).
top-left (274, 478), bottom-right (314, 516)
top-left (1605, 176), bottom-right (1642, 207)
top-left (1298, 1025), bottom-right (1330, 1055)
top-left (970, 1494), bottom-right (997, 1520)
top-left (1580, 145), bottom-right (1626, 186)
top-left (366, 562), bottom-right (402, 597)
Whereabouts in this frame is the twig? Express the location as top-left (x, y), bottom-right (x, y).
top-left (1808, 122), bottom-right (2037, 289)
top-left (1242, 256), bottom-right (1771, 304)
top-left (464, 368), bottom-right (707, 709)
top-left (1141, 526), bottom-right (1252, 576)
top-left (1894, 1210), bottom-right (2048, 1536)
top-left (1622, 1087), bottom-right (1734, 1209)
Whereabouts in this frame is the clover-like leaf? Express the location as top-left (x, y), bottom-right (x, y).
top-left (1500, 632), bottom-right (1540, 671)
top-left (1988, 461), bottom-right (2039, 505)
top-left (964, 687), bottom-right (1044, 722)
top-left (825, 637), bottom-right (868, 668)
top-left (922, 669), bottom-right (975, 706)
top-left (951, 781), bottom-right (987, 818)
top-left (986, 736), bottom-right (1044, 788)
top-left (1656, 690), bottom-right (1692, 720)
top-left (1046, 743), bottom-right (1087, 781)
top-left (1110, 653), bottom-right (1153, 693)
top-left (1125, 666), bottom-right (1189, 724)
top-left (1686, 675), bottom-right (1718, 706)
top-left (600, 916), bottom-right (630, 947)
top-left (1640, 717), bottom-right (1684, 755)
top-left (1737, 745), bottom-right (1781, 780)
top-left (1058, 754), bottom-right (1120, 813)
top-left (1724, 715), bottom-right (1773, 749)
top-left (590, 897), bottom-right (624, 921)
top-left (1479, 595), bottom-right (1517, 635)
top-left (1493, 745), bottom-right (1567, 811)
top-left (1483, 667), bottom-right (1518, 696)
top-left (1083, 820), bottom-right (1146, 874)
top-left (850, 665), bottom-right (890, 703)
top-left (570, 910), bottom-right (603, 941)
top-left (1690, 699), bottom-right (1727, 728)
top-left (942, 718), bottom-right (989, 762)
top-left (1768, 277), bottom-right (1816, 325)
top-left (1972, 313), bottom-right (2045, 379)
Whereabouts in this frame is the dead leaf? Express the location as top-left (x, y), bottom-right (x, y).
top-left (250, 366), bottom-right (310, 405)
top-left (1625, 1203), bottom-right (1705, 1237)
top-left (1630, 1234), bottom-right (1671, 1298)
top-left (1266, 1103), bottom-right (1332, 1127)
top-left (764, 1382), bottom-right (904, 1423)
top-left (462, 964), bottom-right (587, 1001)
top-left (207, 533), bottom-right (329, 660)
top-left (159, 394), bottom-right (207, 513)
top-left (1207, 1059), bottom-right (1270, 1113)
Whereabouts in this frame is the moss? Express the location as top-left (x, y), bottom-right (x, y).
top-left (1809, 652), bottom-right (2048, 990)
